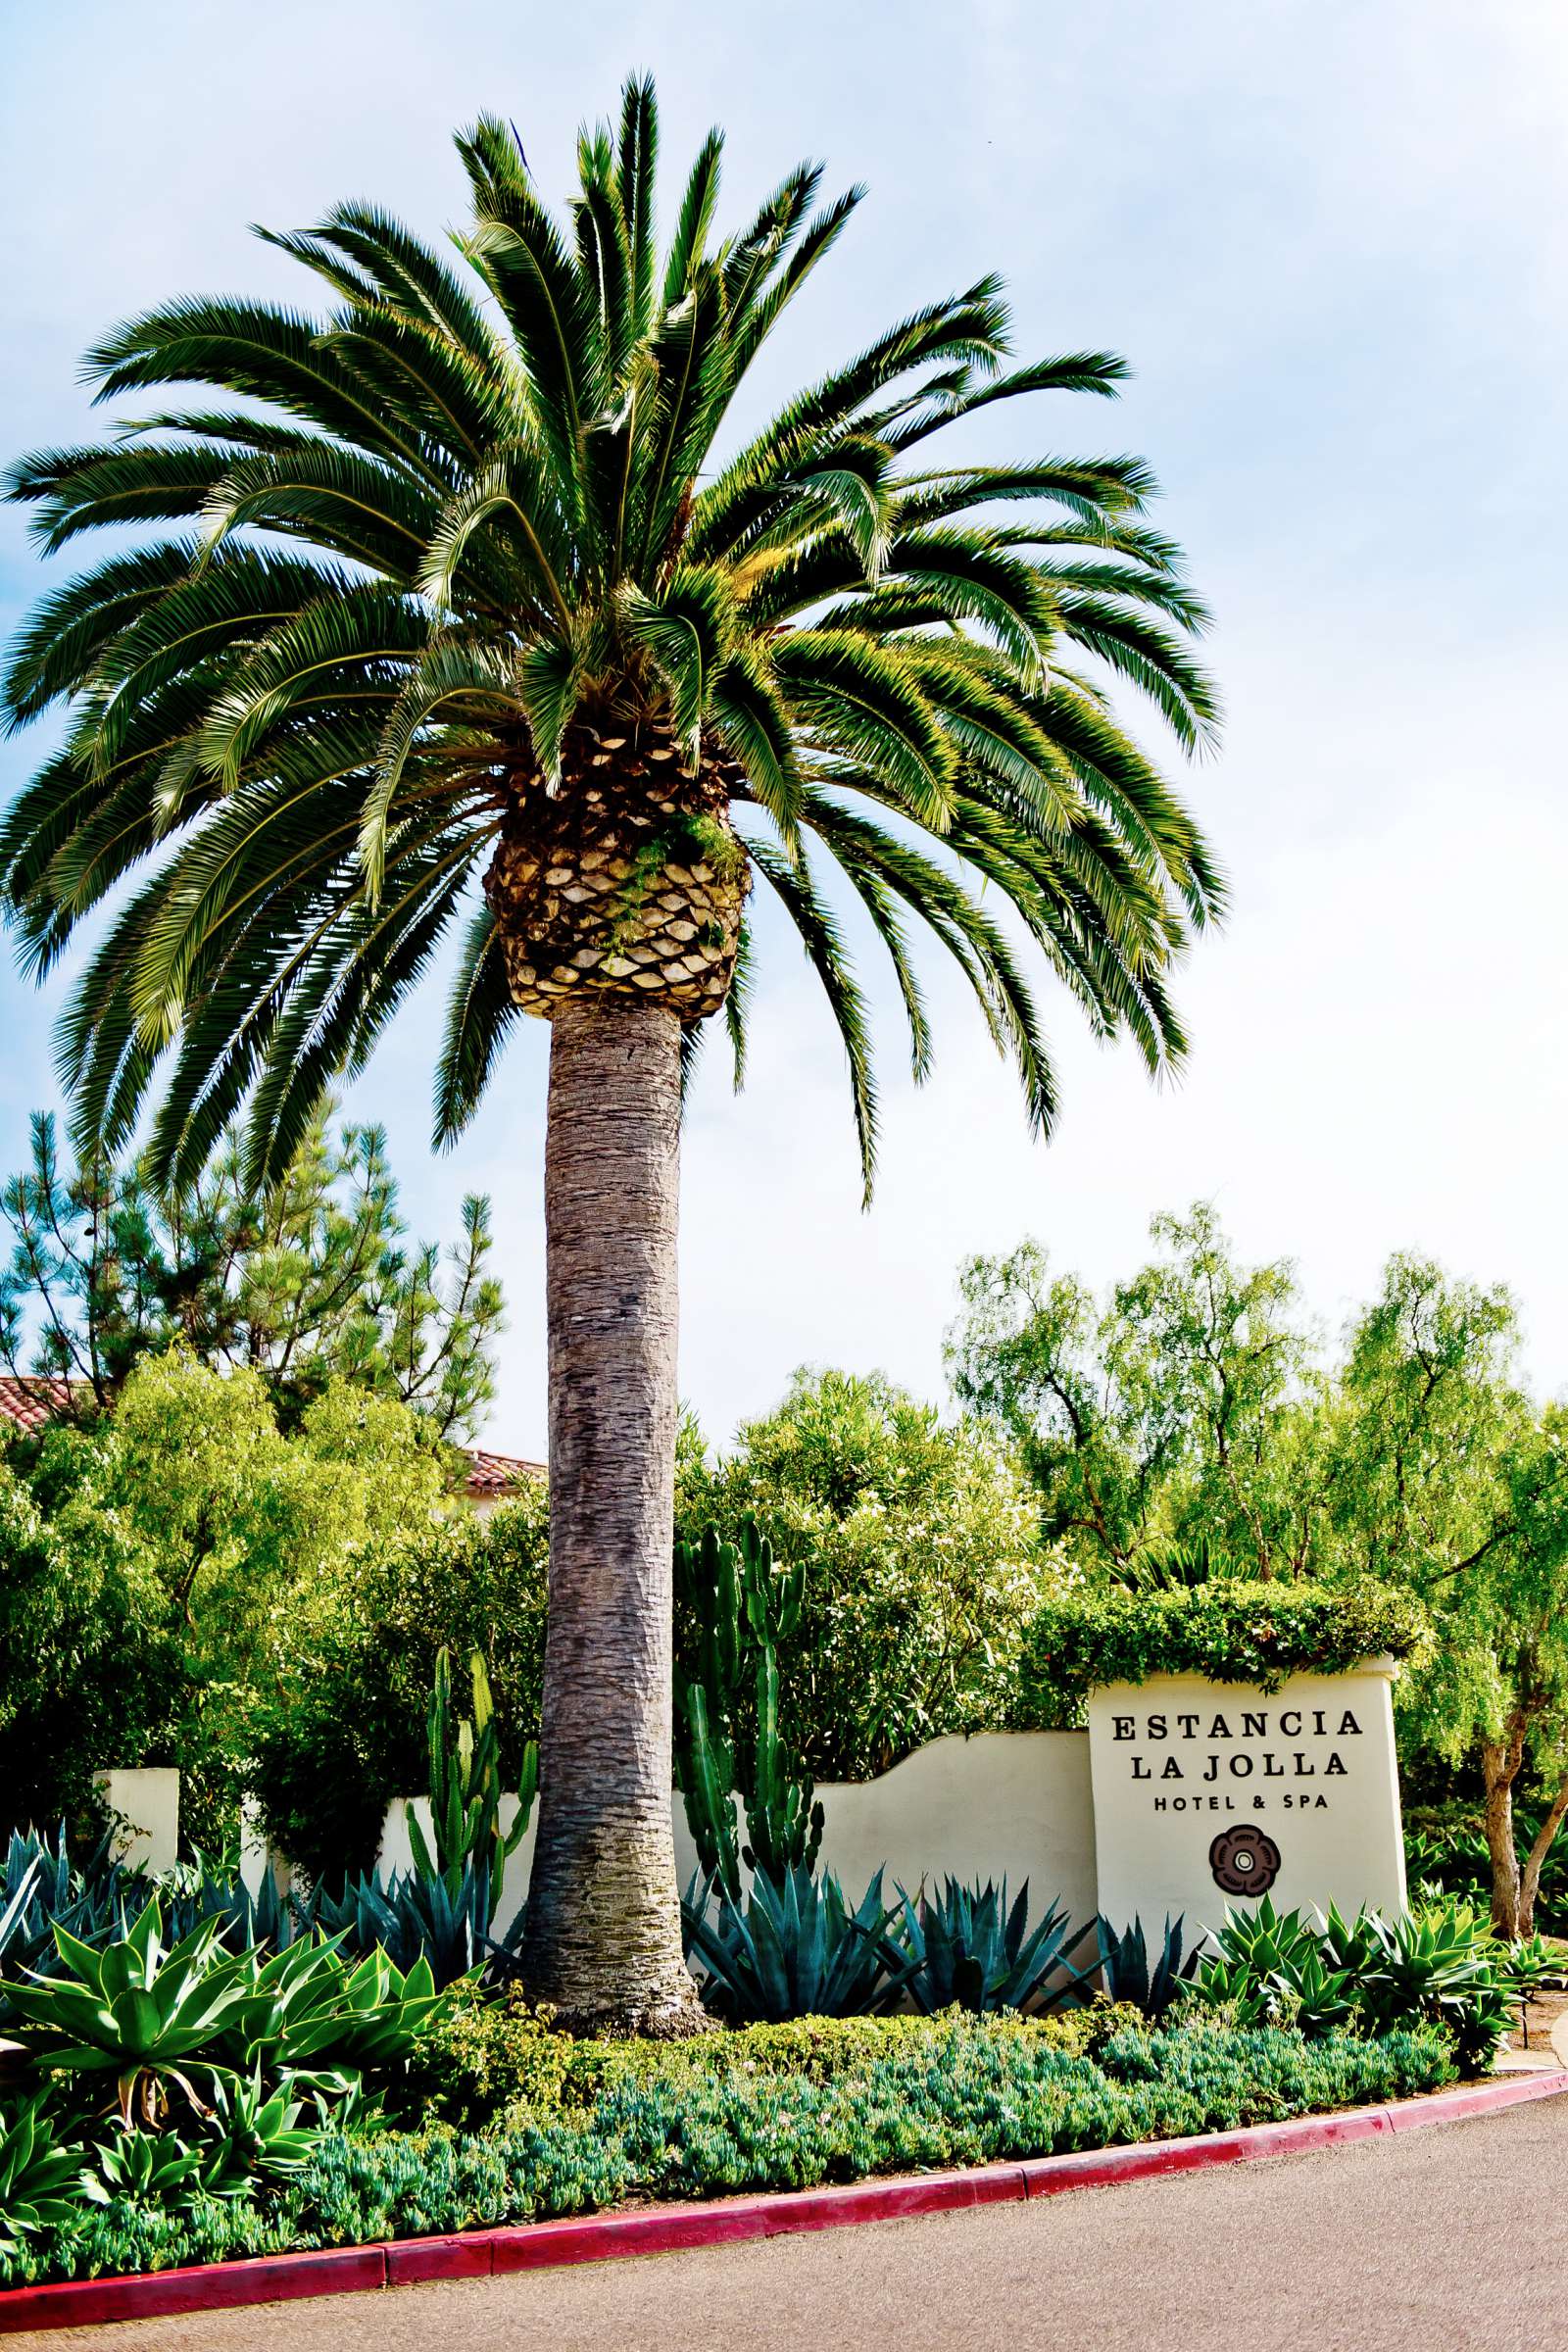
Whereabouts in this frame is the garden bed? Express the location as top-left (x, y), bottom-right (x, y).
top-left (4, 2067), bottom-right (1564, 2335)
top-left (0, 2008), bottom-right (1458, 2297)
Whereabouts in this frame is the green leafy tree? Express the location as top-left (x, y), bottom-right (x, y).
top-left (0, 1106), bottom-right (502, 1438)
top-left (0, 1349), bottom-right (455, 1838)
top-left (948, 1204), bottom-right (1319, 1573)
top-left (0, 1447), bottom-right (177, 1826)
top-left (679, 1369), bottom-right (1050, 1778)
top-left (1, 79), bottom-right (1220, 2025)
top-left (953, 1210), bottom-right (1568, 1936)
top-left (246, 1489), bottom-right (550, 1882)
top-left (96, 1351), bottom-right (452, 1657)
top-left (1320, 1258), bottom-right (1568, 1938)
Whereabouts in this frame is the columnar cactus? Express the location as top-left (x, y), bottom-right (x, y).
top-left (674, 1520), bottom-right (821, 1892)
top-left (408, 1646), bottom-right (536, 1912)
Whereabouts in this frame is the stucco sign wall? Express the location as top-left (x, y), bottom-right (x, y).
top-left (360, 1663), bottom-right (1409, 1947)
top-left (1088, 1661), bottom-right (1406, 1937)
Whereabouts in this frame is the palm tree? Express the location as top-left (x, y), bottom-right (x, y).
top-left (1, 78), bottom-right (1221, 2030)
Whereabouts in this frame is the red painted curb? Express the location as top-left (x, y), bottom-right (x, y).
top-left (1383, 2069), bottom-right (1568, 2131)
top-left (483, 2159), bottom-right (1032, 2279)
top-left (2, 2071), bottom-right (1562, 2334)
top-left (384, 2232), bottom-right (494, 2286)
top-left (1017, 2100), bottom-right (1396, 2198)
top-left (0, 2246), bottom-right (387, 2333)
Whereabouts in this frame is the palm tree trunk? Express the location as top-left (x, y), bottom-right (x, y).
top-left (521, 994), bottom-right (706, 2033)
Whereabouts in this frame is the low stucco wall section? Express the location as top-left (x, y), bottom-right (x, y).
top-left (810, 1733), bottom-right (1096, 1918)
top-left (379, 1730), bottom-right (1099, 1929)
top-left (96, 1768), bottom-right (180, 1874)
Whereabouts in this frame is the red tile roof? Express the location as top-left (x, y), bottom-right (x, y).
top-left (0, 1374), bottom-right (543, 1498)
top-left (464, 1446), bottom-right (546, 1495)
top-left (0, 1375), bottom-right (87, 1433)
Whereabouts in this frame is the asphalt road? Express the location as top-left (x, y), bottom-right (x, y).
top-left (18, 2093), bottom-right (1566, 2352)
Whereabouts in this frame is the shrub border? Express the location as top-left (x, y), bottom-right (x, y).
top-left (2, 2071), bottom-right (1563, 2334)
top-left (1012, 1582), bottom-right (1430, 1720)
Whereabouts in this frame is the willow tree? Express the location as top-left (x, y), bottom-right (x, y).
top-left (1, 79), bottom-right (1221, 2028)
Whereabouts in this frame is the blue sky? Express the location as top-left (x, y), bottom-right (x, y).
top-left (3, 0), bottom-right (1565, 1452)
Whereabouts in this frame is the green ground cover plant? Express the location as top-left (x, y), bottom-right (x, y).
top-left (0, 2009), bottom-right (1453, 2289)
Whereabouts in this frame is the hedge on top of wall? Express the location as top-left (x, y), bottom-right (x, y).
top-left (1011, 1581), bottom-right (1430, 1725)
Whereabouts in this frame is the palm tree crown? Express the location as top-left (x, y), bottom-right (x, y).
top-left (2, 77), bottom-right (1221, 1199)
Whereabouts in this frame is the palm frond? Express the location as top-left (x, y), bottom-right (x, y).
top-left (434, 903), bottom-right (520, 1147)
top-left (458, 115), bottom-right (597, 515)
top-left (1, 74), bottom-right (1220, 1199)
top-left (746, 834), bottom-right (879, 1200)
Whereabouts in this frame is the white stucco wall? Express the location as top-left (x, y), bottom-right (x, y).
top-left (369, 1674), bottom-right (1405, 1944)
top-left (377, 1730), bottom-right (1099, 1929)
top-left (1088, 1662), bottom-right (1406, 1939)
top-left (96, 1767), bottom-right (180, 1873)
top-left (810, 1733), bottom-right (1097, 1919)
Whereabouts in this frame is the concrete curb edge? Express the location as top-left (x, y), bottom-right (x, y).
top-left (4, 2068), bottom-right (1564, 2334)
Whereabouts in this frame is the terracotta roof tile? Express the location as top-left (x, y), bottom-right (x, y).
top-left (464, 1446), bottom-right (546, 1496)
top-left (0, 1376), bottom-right (88, 1434)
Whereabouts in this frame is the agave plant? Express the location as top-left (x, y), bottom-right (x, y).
top-left (0, 2099), bottom-right (84, 2256)
top-left (0, 1855), bottom-right (43, 1986)
top-left (0, 74), bottom-right (1221, 2030)
top-left (222, 1868), bottom-right (301, 1955)
top-left (684, 1865), bottom-right (914, 2022)
top-left (1190, 1894), bottom-right (1513, 2069)
top-left (1111, 1537), bottom-right (1232, 1594)
top-left (5, 1896), bottom-right (254, 2127)
top-left (216, 1932), bottom-right (446, 2074)
top-left (1343, 1901), bottom-right (1514, 2074)
top-left (7, 1892), bottom-right (448, 2128)
top-left (1204, 1895), bottom-right (1320, 1981)
top-left (151, 1853), bottom-right (300, 1953)
top-left (895, 1878), bottom-right (1090, 2014)
top-left (1095, 1914), bottom-right (1204, 2021)
top-left (0, 1826), bottom-right (136, 2010)
top-left (191, 2066), bottom-right (326, 2194)
top-left (1495, 1930), bottom-right (1568, 2007)
top-left (301, 1861), bottom-right (500, 1988)
top-left (1272, 1943), bottom-right (1359, 2038)
top-left (79, 2125), bottom-right (208, 2209)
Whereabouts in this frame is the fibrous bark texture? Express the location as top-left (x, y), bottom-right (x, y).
top-left (521, 994), bottom-right (707, 2034)
top-left (1483, 1720), bottom-right (1568, 1942)
top-left (484, 720), bottom-right (748, 1023)
top-left (1483, 1736), bottom-right (1524, 1938)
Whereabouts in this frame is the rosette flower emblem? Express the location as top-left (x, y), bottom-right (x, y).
top-left (1208, 1826), bottom-right (1282, 1897)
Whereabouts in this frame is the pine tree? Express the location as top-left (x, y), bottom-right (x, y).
top-left (0, 1107), bottom-right (503, 1438)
